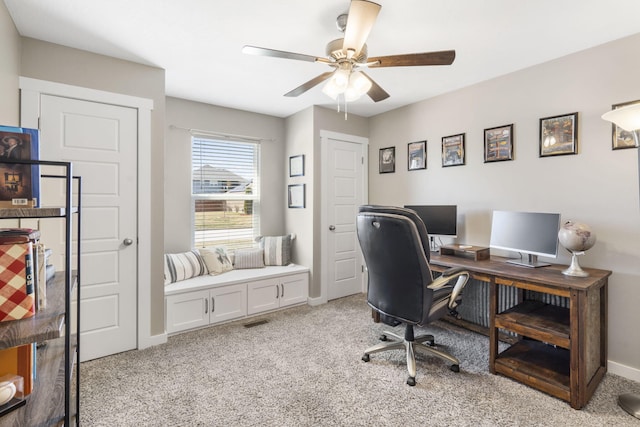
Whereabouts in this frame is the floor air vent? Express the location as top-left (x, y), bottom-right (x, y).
top-left (244, 319), bottom-right (268, 328)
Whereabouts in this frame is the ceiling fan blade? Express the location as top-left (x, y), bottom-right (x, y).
top-left (368, 50), bottom-right (456, 67)
top-left (360, 71), bottom-right (389, 102)
top-left (284, 71), bottom-right (335, 97)
top-left (242, 45), bottom-right (322, 63)
top-left (342, 0), bottom-right (381, 57)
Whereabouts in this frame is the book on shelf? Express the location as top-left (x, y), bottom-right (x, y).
top-left (0, 241), bottom-right (36, 322)
top-left (0, 126), bottom-right (40, 208)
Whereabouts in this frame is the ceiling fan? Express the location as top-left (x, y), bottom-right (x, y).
top-left (242, 0), bottom-right (455, 103)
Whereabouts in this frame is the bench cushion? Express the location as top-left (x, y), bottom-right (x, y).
top-left (164, 264), bottom-right (309, 296)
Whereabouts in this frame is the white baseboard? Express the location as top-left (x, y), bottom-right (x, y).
top-left (138, 332), bottom-right (168, 350)
top-left (307, 296), bottom-right (326, 306)
top-left (608, 360), bottom-right (640, 383)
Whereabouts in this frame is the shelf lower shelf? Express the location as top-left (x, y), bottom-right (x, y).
top-left (0, 337), bottom-right (78, 426)
top-left (495, 300), bottom-right (570, 349)
top-left (494, 339), bottom-right (570, 402)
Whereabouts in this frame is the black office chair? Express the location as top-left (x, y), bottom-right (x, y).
top-left (357, 205), bottom-right (470, 386)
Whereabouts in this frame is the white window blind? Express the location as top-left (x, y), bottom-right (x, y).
top-left (192, 137), bottom-right (260, 250)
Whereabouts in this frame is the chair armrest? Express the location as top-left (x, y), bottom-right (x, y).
top-left (427, 267), bottom-right (470, 311)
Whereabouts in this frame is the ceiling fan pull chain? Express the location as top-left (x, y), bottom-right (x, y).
top-left (344, 96), bottom-right (348, 120)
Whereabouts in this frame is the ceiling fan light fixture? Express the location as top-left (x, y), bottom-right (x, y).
top-left (322, 78), bottom-right (341, 100)
top-left (345, 71), bottom-right (372, 101)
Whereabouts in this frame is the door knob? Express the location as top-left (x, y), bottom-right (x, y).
top-left (329, 225), bottom-right (335, 231)
top-left (123, 238), bottom-right (134, 246)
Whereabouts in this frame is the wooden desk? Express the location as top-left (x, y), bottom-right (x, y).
top-left (428, 253), bottom-right (611, 410)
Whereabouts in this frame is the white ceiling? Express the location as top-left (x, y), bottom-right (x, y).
top-left (5, 0), bottom-right (640, 118)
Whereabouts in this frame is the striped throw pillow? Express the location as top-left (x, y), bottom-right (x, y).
top-left (257, 234), bottom-right (292, 266)
top-left (164, 250), bottom-right (207, 285)
top-left (233, 248), bottom-right (265, 269)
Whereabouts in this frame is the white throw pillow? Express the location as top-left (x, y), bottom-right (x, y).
top-left (199, 247), bottom-right (233, 275)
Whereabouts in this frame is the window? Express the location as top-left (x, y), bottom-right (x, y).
top-left (192, 137), bottom-right (260, 250)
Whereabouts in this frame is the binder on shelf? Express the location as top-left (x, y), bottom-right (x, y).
top-left (0, 343), bottom-right (34, 395)
top-left (0, 242), bottom-right (35, 322)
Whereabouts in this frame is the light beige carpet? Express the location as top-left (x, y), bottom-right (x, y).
top-left (80, 294), bottom-right (640, 426)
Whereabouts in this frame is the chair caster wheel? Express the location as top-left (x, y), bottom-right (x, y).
top-left (362, 354), bottom-right (370, 362)
top-left (407, 377), bottom-right (416, 386)
top-left (450, 364), bottom-right (460, 373)
top-left (379, 334), bottom-right (388, 341)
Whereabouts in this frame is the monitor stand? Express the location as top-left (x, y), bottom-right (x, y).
top-left (429, 236), bottom-right (440, 252)
top-left (505, 254), bottom-right (550, 268)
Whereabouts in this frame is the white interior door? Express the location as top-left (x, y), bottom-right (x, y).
top-left (37, 94), bottom-right (138, 361)
top-left (322, 134), bottom-right (366, 300)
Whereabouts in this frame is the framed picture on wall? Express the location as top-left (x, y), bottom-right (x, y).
top-left (484, 124), bottom-right (513, 162)
top-left (441, 133), bottom-right (465, 167)
top-left (539, 112), bottom-right (578, 157)
top-left (611, 100), bottom-right (640, 149)
top-left (408, 141), bottom-right (426, 170)
top-left (379, 146), bottom-right (395, 173)
top-left (289, 154), bottom-right (304, 177)
top-left (288, 184), bottom-right (305, 208)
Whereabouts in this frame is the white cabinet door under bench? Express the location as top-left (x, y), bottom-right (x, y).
top-left (165, 265), bottom-right (309, 335)
top-left (165, 283), bottom-right (247, 334)
top-left (247, 273), bottom-right (308, 315)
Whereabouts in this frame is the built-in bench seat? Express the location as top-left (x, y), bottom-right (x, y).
top-left (164, 264), bottom-right (309, 296)
top-left (165, 264), bottom-right (309, 334)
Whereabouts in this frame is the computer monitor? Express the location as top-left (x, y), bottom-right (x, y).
top-left (404, 205), bottom-right (457, 251)
top-left (489, 210), bottom-right (561, 268)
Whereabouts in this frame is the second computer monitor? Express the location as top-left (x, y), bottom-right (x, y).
top-left (404, 205), bottom-right (458, 238)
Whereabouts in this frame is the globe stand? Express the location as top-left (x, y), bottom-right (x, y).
top-left (562, 251), bottom-right (589, 277)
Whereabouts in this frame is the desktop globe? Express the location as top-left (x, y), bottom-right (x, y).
top-left (558, 220), bottom-right (596, 277)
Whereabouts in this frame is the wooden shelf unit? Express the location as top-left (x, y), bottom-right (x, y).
top-left (428, 253), bottom-right (611, 409)
top-left (0, 162), bottom-right (81, 426)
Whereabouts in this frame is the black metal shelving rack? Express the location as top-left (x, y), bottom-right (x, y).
top-left (0, 160), bottom-right (81, 426)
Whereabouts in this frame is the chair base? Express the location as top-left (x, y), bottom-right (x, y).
top-left (362, 327), bottom-right (460, 385)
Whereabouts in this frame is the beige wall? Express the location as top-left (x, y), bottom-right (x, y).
top-left (0, 2), bottom-right (20, 125)
top-left (19, 38), bottom-right (167, 337)
top-left (368, 33), bottom-right (640, 377)
top-left (165, 97), bottom-right (286, 252)
top-left (284, 107), bottom-right (314, 275)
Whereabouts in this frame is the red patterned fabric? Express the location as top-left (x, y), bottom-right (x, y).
top-left (0, 242), bottom-right (35, 321)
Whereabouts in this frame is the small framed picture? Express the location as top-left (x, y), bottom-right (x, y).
top-left (288, 184), bottom-right (305, 208)
top-left (539, 112), bottom-right (578, 157)
top-left (484, 124), bottom-right (513, 163)
top-left (408, 141), bottom-right (427, 170)
top-left (442, 133), bottom-right (465, 167)
top-left (379, 146), bottom-right (395, 173)
top-left (611, 100), bottom-right (640, 149)
top-left (289, 154), bottom-right (304, 177)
